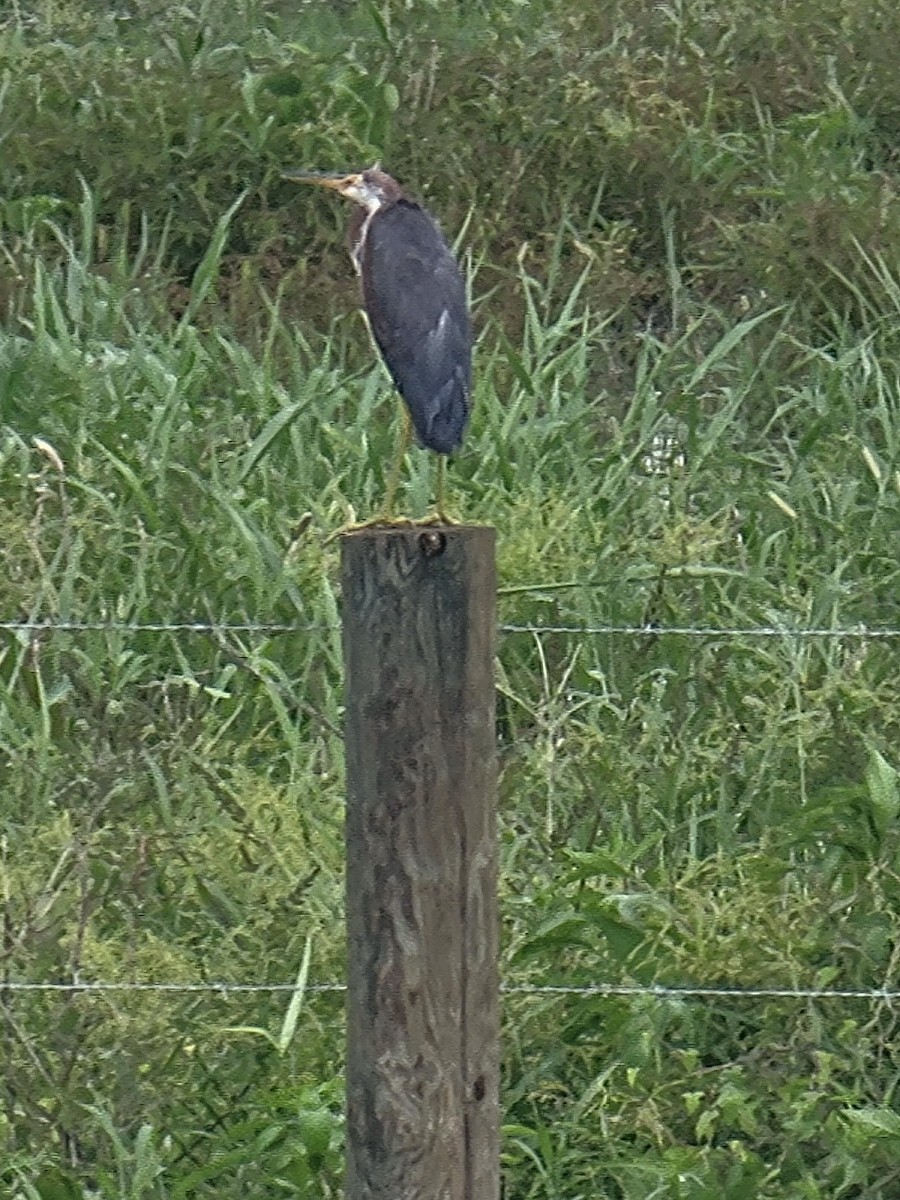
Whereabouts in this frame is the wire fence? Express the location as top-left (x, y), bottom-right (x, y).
top-left (3, 618), bottom-right (900, 639)
top-left (2, 612), bottom-right (898, 1009)
top-left (2, 979), bottom-right (899, 1002)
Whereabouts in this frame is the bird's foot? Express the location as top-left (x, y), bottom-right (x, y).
top-left (420, 507), bottom-right (460, 527)
top-left (323, 513), bottom-right (417, 544)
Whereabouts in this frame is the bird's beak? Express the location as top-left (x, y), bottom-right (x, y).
top-left (281, 170), bottom-right (358, 193)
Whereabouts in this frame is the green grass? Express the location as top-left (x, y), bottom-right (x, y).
top-left (2, 0), bottom-right (900, 1197)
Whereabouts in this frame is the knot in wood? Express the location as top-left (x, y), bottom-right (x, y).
top-left (417, 529), bottom-right (446, 558)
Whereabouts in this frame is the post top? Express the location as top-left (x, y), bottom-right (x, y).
top-left (338, 522), bottom-right (495, 537)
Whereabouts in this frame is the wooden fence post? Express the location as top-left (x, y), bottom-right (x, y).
top-left (341, 525), bottom-right (499, 1200)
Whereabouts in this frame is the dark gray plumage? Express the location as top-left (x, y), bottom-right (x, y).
top-left (359, 196), bottom-right (470, 455)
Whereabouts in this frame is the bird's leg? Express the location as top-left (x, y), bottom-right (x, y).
top-left (435, 455), bottom-right (449, 523)
top-left (380, 406), bottom-right (413, 520)
top-left (322, 407), bottom-right (416, 543)
top-left (422, 455), bottom-right (458, 526)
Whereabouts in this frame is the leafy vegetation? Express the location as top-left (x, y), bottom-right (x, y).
top-left (2, 0), bottom-right (900, 1196)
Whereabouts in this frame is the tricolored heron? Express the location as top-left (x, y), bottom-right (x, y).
top-left (283, 164), bottom-right (471, 524)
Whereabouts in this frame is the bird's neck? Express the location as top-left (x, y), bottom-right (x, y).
top-left (348, 202), bottom-right (381, 276)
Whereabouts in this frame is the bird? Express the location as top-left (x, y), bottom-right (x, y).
top-left (283, 164), bottom-right (471, 525)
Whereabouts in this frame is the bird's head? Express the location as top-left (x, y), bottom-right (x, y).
top-left (282, 164), bottom-right (401, 213)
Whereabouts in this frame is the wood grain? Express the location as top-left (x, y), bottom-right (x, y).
top-left (342, 525), bottom-right (498, 1200)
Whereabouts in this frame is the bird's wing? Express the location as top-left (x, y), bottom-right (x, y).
top-left (361, 199), bottom-right (471, 454)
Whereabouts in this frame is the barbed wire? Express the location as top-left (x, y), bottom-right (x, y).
top-left (0, 620), bottom-right (326, 634)
top-left (499, 623), bottom-right (900, 639)
top-left (2, 618), bottom-right (899, 639)
top-left (2, 618), bottom-right (897, 1007)
top-left (2, 979), bottom-right (898, 1002)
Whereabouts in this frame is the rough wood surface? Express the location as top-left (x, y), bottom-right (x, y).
top-left (342, 525), bottom-right (498, 1200)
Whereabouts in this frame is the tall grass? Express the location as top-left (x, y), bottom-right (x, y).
top-left (2, 0), bottom-right (900, 1196)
